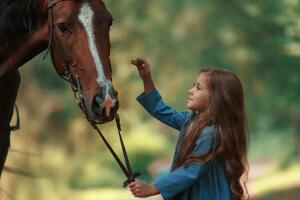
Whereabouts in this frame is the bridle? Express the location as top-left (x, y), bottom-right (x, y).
top-left (43, 0), bottom-right (140, 187)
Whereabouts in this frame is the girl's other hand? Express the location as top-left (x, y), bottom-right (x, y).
top-left (129, 180), bottom-right (159, 198)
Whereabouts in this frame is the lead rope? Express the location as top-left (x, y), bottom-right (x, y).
top-left (73, 79), bottom-right (140, 187)
top-left (115, 114), bottom-right (141, 186)
top-left (89, 116), bottom-right (140, 187)
top-left (73, 77), bottom-right (140, 187)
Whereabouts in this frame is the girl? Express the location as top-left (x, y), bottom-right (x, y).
top-left (129, 58), bottom-right (249, 200)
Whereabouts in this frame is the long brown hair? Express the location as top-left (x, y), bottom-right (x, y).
top-left (174, 68), bottom-right (249, 200)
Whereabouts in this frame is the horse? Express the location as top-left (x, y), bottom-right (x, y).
top-left (0, 0), bottom-right (119, 179)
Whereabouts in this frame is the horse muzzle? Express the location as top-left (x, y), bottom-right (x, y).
top-left (91, 89), bottom-right (119, 123)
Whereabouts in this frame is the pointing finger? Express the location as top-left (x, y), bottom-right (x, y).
top-left (131, 60), bottom-right (137, 65)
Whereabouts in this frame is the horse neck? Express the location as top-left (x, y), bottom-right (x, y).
top-left (0, 20), bottom-right (49, 77)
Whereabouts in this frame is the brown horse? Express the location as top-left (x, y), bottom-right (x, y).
top-left (0, 0), bottom-right (119, 178)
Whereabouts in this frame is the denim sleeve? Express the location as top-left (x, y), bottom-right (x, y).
top-left (154, 126), bottom-right (217, 200)
top-left (136, 89), bottom-right (190, 131)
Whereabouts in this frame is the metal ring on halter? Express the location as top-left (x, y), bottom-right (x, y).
top-left (62, 63), bottom-right (71, 81)
top-left (74, 75), bottom-right (90, 118)
top-left (70, 81), bottom-right (78, 92)
top-left (73, 76), bottom-right (82, 104)
top-left (74, 90), bottom-right (82, 105)
top-left (75, 76), bottom-right (83, 94)
top-left (62, 73), bottom-right (71, 81)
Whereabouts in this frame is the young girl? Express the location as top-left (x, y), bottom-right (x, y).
top-left (129, 58), bottom-right (249, 200)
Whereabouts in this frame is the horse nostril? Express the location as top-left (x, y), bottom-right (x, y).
top-left (113, 90), bottom-right (118, 98)
top-left (92, 96), bottom-right (104, 116)
top-left (95, 96), bottom-right (103, 105)
top-left (92, 94), bottom-right (119, 118)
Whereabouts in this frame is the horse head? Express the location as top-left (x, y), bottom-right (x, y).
top-left (47, 0), bottom-right (118, 124)
top-left (0, 0), bottom-right (120, 180)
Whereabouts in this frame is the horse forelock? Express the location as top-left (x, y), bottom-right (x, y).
top-left (0, 0), bottom-right (43, 42)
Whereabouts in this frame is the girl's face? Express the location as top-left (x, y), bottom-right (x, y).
top-left (187, 72), bottom-right (210, 112)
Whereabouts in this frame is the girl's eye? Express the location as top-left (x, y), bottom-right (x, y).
top-left (193, 83), bottom-right (200, 90)
top-left (57, 23), bottom-right (70, 34)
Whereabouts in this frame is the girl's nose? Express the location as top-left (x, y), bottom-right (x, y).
top-left (189, 88), bottom-right (193, 95)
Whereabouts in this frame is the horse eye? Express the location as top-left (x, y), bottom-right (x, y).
top-left (57, 23), bottom-right (69, 33)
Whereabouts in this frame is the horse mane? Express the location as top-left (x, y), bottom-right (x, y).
top-left (0, 0), bottom-right (43, 42)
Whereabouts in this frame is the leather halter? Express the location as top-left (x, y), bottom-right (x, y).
top-left (43, 0), bottom-right (140, 187)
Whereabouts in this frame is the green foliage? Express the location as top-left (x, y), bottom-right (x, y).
top-left (31, 55), bottom-right (68, 91)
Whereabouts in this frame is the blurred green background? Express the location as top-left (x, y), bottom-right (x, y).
top-left (1, 0), bottom-right (300, 199)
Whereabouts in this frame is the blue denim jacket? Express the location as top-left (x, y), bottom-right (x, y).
top-left (137, 89), bottom-right (231, 200)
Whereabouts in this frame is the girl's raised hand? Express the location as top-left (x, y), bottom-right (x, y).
top-left (131, 58), bottom-right (152, 81)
